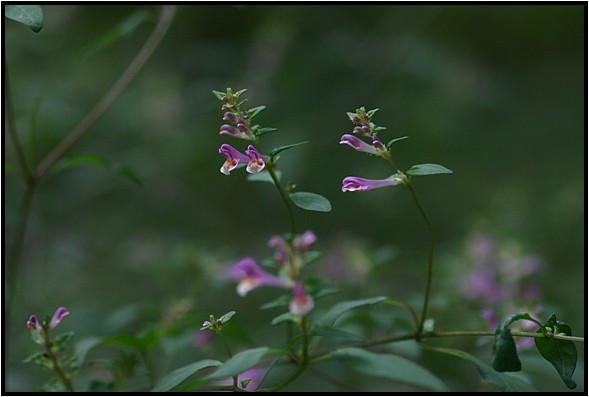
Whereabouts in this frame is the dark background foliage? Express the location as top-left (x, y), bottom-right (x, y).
top-left (4, 4), bottom-right (584, 392)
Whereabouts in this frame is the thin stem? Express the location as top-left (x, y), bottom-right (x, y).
top-left (217, 332), bottom-right (238, 388)
top-left (42, 329), bottom-right (74, 392)
top-left (33, 5), bottom-right (175, 179)
top-left (405, 181), bottom-right (435, 337)
top-left (266, 162), bottom-right (296, 236)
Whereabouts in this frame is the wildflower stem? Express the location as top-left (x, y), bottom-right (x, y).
top-left (42, 328), bottom-right (74, 392)
top-left (266, 163), bottom-right (296, 236)
top-left (405, 181), bottom-right (435, 338)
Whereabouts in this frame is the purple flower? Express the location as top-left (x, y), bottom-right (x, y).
top-left (462, 271), bottom-right (504, 303)
top-left (245, 145), bottom-right (266, 174)
top-left (219, 144), bottom-right (250, 175)
top-left (268, 235), bottom-right (288, 266)
top-left (27, 315), bottom-right (41, 331)
top-left (340, 134), bottom-right (379, 155)
top-left (289, 282), bottom-right (314, 316)
top-left (219, 124), bottom-right (254, 140)
top-left (227, 258), bottom-right (290, 296)
top-left (49, 306), bottom-right (70, 328)
top-left (342, 175), bottom-right (404, 192)
top-left (481, 308), bottom-right (498, 329)
top-left (215, 367), bottom-right (265, 391)
top-left (292, 230), bottom-right (317, 252)
top-left (193, 330), bottom-right (215, 347)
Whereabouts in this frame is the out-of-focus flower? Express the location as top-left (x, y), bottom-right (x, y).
top-left (193, 329), bottom-right (215, 347)
top-left (268, 235), bottom-right (288, 266)
top-left (342, 175), bottom-right (404, 192)
top-left (292, 230), bottom-right (316, 252)
top-left (462, 270), bottom-right (504, 303)
top-left (289, 282), bottom-right (314, 316)
top-left (48, 307), bottom-right (70, 328)
top-left (227, 258), bottom-right (290, 296)
top-left (219, 144), bottom-right (250, 175)
top-left (245, 145), bottom-right (266, 174)
top-left (219, 124), bottom-right (254, 141)
top-left (214, 367), bottom-right (265, 391)
top-left (27, 315), bottom-right (41, 332)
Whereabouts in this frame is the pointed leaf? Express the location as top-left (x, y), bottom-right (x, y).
top-left (206, 347), bottom-right (268, 380)
top-left (313, 325), bottom-right (366, 346)
top-left (386, 136), bottom-right (409, 149)
top-left (268, 141), bottom-right (309, 158)
top-left (271, 312), bottom-right (297, 326)
top-left (246, 105), bottom-right (266, 119)
top-left (428, 346), bottom-right (536, 392)
top-left (322, 296), bottom-right (388, 326)
top-left (253, 127), bottom-right (278, 137)
top-left (535, 314), bottom-right (577, 389)
top-left (152, 359), bottom-right (222, 392)
top-left (492, 327), bottom-right (521, 372)
top-left (218, 311), bottom-right (236, 324)
top-left (289, 192), bottom-right (332, 212)
top-left (406, 163), bottom-right (453, 176)
top-left (332, 347), bottom-right (448, 392)
top-left (5, 5), bottom-right (43, 32)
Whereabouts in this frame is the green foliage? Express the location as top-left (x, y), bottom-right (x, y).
top-left (268, 141), bottom-right (309, 159)
top-left (428, 347), bottom-right (536, 392)
top-left (492, 313), bottom-right (541, 372)
top-left (406, 163), bottom-right (453, 176)
top-left (206, 347), bottom-right (269, 380)
top-left (152, 359), bottom-right (222, 392)
top-left (4, 5), bottom-right (43, 32)
top-left (321, 296), bottom-right (388, 326)
top-left (332, 347), bottom-right (449, 392)
top-left (535, 314), bottom-right (577, 389)
top-left (386, 136), bottom-right (409, 149)
top-left (51, 155), bottom-right (142, 185)
top-left (289, 192), bottom-right (332, 212)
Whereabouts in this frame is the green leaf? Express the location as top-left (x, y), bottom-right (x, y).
top-left (271, 312), bottom-right (297, 326)
top-left (268, 141), bottom-right (309, 158)
top-left (313, 325), bottom-right (365, 346)
top-left (152, 359), bottom-right (222, 392)
top-left (218, 311), bottom-right (236, 324)
top-left (289, 192), bottom-right (332, 212)
top-left (246, 105), bottom-right (266, 119)
top-left (253, 127), bottom-right (278, 137)
top-left (535, 314), bottom-right (577, 389)
top-left (23, 351), bottom-right (53, 369)
top-left (5, 5), bottom-right (43, 32)
top-left (53, 331), bottom-right (75, 349)
top-left (332, 347), bottom-right (448, 392)
top-left (72, 336), bottom-right (104, 368)
top-left (246, 170), bottom-right (281, 184)
top-left (206, 347), bottom-right (268, 380)
top-left (492, 327), bottom-right (521, 372)
top-left (386, 136), bottom-right (409, 149)
top-left (427, 346), bottom-right (536, 392)
top-left (115, 165), bottom-right (143, 185)
top-left (406, 163), bottom-right (453, 176)
top-left (51, 154), bottom-right (142, 185)
top-left (322, 296), bottom-right (388, 326)
top-left (259, 294), bottom-right (290, 310)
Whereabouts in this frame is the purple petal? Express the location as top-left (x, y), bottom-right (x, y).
top-left (289, 282), bottom-right (314, 316)
top-left (27, 315), bottom-right (42, 331)
top-left (342, 176), bottom-right (403, 192)
top-left (245, 145), bottom-right (266, 174)
top-left (49, 306), bottom-right (70, 328)
top-left (339, 134), bottom-right (378, 155)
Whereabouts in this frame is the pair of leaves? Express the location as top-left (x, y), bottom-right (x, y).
top-left (492, 313), bottom-right (577, 389)
top-left (152, 347), bottom-right (269, 392)
top-left (5, 5), bottom-right (43, 32)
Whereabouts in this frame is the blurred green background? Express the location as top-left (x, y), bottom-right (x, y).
top-left (4, 4), bottom-right (585, 392)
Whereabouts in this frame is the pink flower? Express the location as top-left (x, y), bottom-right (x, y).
top-left (340, 134), bottom-right (379, 155)
top-left (245, 145), bottom-right (266, 174)
top-left (289, 282), bottom-right (314, 316)
top-left (342, 175), bottom-right (404, 192)
top-left (219, 123), bottom-right (254, 140)
top-left (219, 144), bottom-right (250, 175)
top-left (227, 258), bottom-right (290, 296)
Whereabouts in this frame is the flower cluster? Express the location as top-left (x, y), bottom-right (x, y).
top-left (227, 231), bottom-right (317, 317)
top-left (215, 88), bottom-right (268, 176)
top-left (340, 107), bottom-right (407, 192)
top-left (461, 233), bottom-right (543, 348)
top-left (27, 306), bottom-right (70, 344)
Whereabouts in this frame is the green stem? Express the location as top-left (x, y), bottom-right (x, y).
top-left (217, 332), bottom-right (238, 388)
top-left (405, 181), bottom-right (435, 337)
top-left (42, 329), bottom-right (75, 392)
top-left (266, 163), bottom-right (296, 236)
top-left (33, 5), bottom-right (175, 179)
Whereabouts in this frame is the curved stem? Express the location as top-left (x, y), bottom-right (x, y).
top-left (42, 329), bottom-right (75, 392)
top-left (33, 5), bottom-right (175, 179)
top-left (405, 182), bottom-right (435, 337)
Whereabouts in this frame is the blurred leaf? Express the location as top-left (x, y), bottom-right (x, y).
top-left (322, 296), bottom-right (388, 326)
top-left (332, 347), bottom-right (448, 392)
top-left (406, 163), bottom-right (453, 176)
top-left (5, 5), bottom-right (43, 32)
top-left (23, 351), bottom-right (52, 369)
top-left (289, 191), bottom-right (332, 212)
top-left (247, 169), bottom-right (281, 184)
top-left (83, 9), bottom-right (150, 59)
top-left (246, 105), bottom-right (266, 119)
top-left (72, 336), bottom-right (104, 368)
top-left (206, 347), bottom-right (268, 380)
top-left (53, 331), bottom-right (75, 350)
top-left (271, 312), bottom-right (297, 326)
top-left (268, 141), bottom-right (309, 158)
top-left (51, 154), bottom-right (142, 185)
top-left (535, 314), bottom-right (577, 389)
top-left (259, 294), bottom-right (290, 310)
top-left (5, 163), bottom-right (15, 176)
top-left (427, 346), bottom-right (536, 392)
top-left (152, 359), bottom-right (222, 392)
top-left (313, 325), bottom-right (365, 346)
top-left (253, 127), bottom-right (278, 137)
top-left (219, 310), bottom-right (236, 324)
